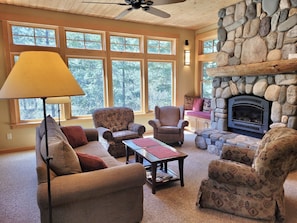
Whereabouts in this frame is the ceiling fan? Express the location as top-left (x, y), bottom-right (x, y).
top-left (82, 0), bottom-right (186, 19)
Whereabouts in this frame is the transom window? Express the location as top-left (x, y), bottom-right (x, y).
top-left (203, 39), bottom-right (218, 54)
top-left (66, 31), bottom-right (102, 50)
top-left (110, 36), bottom-right (140, 52)
top-left (147, 39), bottom-right (172, 54)
top-left (11, 25), bottom-right (56, 47)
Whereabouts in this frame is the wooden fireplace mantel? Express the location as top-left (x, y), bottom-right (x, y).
top-left (207, 58), bottom-right (297, 77)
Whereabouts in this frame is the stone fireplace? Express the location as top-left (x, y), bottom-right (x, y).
top-left (195, 0), bottom-right (297, 155)
top-left (228, 95), bottom-right (271, 138)
top-left (207, 0), bottom-right (297, 136)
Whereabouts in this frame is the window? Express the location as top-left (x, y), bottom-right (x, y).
top-left (148, 62), bottom-right (173, 110)
top-left (203, 39), bottom-right (218, 54)
top-left (68, 58), bottom-right (105, 116)
top-left (202, 62), bottom-right (216, 98)
top-left (112, 60), bottom-right (141, 110)
top-left (11, 25), bottom-right (56, 47)
top-left (147, 39), bottom-right (172, 54)
top-left (6, 21), bottom-right (177, 124)
top-left (197, 31), bottom-right (217, 99)
top-left (110, 36), bottom-right (140, 52)
top-left (66, 31), bottom-right (102, 50)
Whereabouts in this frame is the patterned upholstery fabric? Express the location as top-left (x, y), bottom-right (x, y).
top-left (92, 107), bottom-right (146, 157)
top-left (197, 127), bottom-right (297, 222)
top-left (148, 106), bottom-right (189, 145)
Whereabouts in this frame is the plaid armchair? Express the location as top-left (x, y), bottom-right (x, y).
top-left (92, 107), bottom-right (146, 157)
top-left (197, 127), bottom-right (297, 222)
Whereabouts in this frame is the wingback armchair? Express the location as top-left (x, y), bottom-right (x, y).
top-left (92, 107), bottom-right (146, 157)
top-left (197, 127), bottom-right (297, 222)
top-left (148, 106), bottom-right (188, 145)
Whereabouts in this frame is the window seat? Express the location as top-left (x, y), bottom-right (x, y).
top-left (184, 95), bottom-right (211, 132)
top-left (185, 110), bottom-right (211, 120)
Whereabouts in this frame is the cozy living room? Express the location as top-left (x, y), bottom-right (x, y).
top-left (1, 1), bottom-right (297, 223)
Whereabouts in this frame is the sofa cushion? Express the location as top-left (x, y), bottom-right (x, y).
top-left (193, 98), bottom-right (204, 111)
top-left (40, 136), bottom-right (82, 175)
top-left (76, 152), bottom-right (108, 172)
top-left (39, 115), bottom-right (67, 141)
top-left (61, 126), bottom-right (88, 148)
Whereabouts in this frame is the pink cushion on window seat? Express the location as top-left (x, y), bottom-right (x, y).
top-left (185, 110), bottom-right (211, 119)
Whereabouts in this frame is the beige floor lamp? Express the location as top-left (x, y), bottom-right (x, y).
top-left (0, 51), bottom-right (84, 223)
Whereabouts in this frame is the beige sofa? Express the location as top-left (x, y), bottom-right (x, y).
top-left (35, 116), bottom-right (146, 223)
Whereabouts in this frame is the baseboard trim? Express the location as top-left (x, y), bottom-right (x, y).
top-left (0, 146), bottom-right (34, 154)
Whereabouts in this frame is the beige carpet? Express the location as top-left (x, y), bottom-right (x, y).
top-left (1, 132), bottom-right (297, 223)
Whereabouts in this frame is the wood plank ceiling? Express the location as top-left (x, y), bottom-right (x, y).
top-left (0, 0), bottom-right (240, 30)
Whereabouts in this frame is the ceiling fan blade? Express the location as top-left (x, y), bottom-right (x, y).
top-left (152, 0), bottom-right (186, 6)
top-left (115, 8), bottom-right (133, 19)
top-left (82, 1), bottom-right (127, 5)
top-left (143, 6), bottom-right (170, 18)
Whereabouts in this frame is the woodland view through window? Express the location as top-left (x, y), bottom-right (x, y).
top-left (8, 23), bottom-right (176, 122)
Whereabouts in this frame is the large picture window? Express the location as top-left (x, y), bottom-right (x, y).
top-left (148, 61), bottom-right (173, 110)
top-left (112, 60), bottom-right (141, 111)
top-left (68, 58), bottom-right (105, 116)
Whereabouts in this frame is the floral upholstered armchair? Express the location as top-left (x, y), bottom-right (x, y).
top-left (197, 127), bottom-right (297, 222)
top-left (92, 107), bottom-right (146, 157)
top-left (148, 106), bottom-right (188, 145)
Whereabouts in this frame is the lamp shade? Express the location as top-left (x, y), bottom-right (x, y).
top-left (46, 96), bottom-right (71, 104)
top-left (0, 51), bottom-right (84, 99)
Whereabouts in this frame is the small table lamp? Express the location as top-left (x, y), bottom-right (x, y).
top-left (0, 51), bottom-right (84, 223)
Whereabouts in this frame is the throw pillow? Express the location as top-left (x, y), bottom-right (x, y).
top-left (39, 115), bottom-right (68, 141)
top-left (76, 152), bottom-right (108, 172)
top-left (184, 95), bottom-right (195, 110)
top-left (40, 136), bottom-right (82, 175)
top-left (192, 98), bottom-right (204, 111)
top-left (61, 126), bottom-right (88, 148)
top-left (203, 98), bottom-right (211, 112)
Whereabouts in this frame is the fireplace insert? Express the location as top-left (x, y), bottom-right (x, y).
top-left (228, 95), bottom-right (271, 138)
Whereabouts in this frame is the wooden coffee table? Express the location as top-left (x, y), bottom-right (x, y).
top-left (123, 137), bottom-right (188, 194)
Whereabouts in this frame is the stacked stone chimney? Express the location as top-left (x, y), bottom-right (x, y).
top-left (211, 0), bottom-right (297, 132)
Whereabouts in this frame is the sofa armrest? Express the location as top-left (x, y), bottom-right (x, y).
top-left (148, 119), bottom-right (161, 128)
top-left (221, 145), bottom-right (255, 166)
top-left (97, 127), bottom-right (114, 141)
top-left (84, 128), bottom-right (98, 142)
top-left (128, 123), bottom-right (146, 136)
top-left (37, 163), bottom-right (146, 208)
top-left (177, 119), bottom-right (189, 128)
top-left (208, 159), bottom-right (262, 190)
